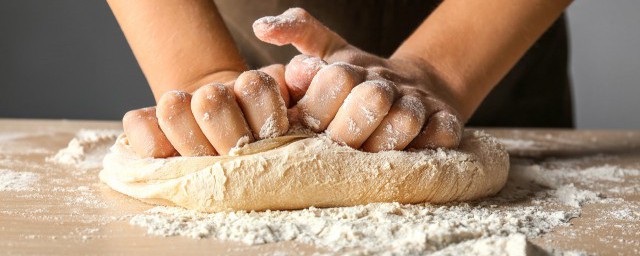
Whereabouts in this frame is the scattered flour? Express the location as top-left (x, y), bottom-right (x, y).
top-left (0, 169), bottom-right (39, 192)
top-left (547, 184), bottom-right (603, 208)
top-left (0, 132), bottom-right (33, 142)
top-left (4, 127), bottom-right (635, 254)
top-left (609, 208), bottom-right (640, 221)
top-left (127, 154), bottom-right (611, 255)
top-left (126, 151), bottom-right (640, 255)
top-left (382, 123), bottom-right (400, 150)
top-left (431, 234), bottom-right (546, 256)
top-left (130, 203), bottom-right (572, 255)
top-left (46, 129), bottom-right (120, 169)
top-left (497, 163), bottom-right (618, 208)
top-left (259, 114), bottom-right (279, 139)
top-left (508, 161), bottom-right (638, 207)
top-left (498, 138), bottom-right (537, 150)
top-left (361, 107), bottom-right (376, 124)
top-left (302, 114), bottom-right (321, 131)
top-left (347, 118), bottom-right (361, 135)
top-left (550, 164), bottom-right (640, 183)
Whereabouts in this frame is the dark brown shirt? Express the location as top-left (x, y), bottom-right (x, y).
top-left (215, 0), bottom-right (574, 128)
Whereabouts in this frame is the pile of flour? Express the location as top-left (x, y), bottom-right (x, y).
top-left (46, 129), bottom-right (119, 169)
top-left (131, 202), bottom-right (571, 255)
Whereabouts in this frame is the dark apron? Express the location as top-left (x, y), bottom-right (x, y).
top-left (214, 0), bottom-right (574, 128)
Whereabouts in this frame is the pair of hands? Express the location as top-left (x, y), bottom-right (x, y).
top-left (123, 8), bottom-right (464, 158)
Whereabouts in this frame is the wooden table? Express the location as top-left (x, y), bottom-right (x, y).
top-left (1, 119), bottom-right (639, 255)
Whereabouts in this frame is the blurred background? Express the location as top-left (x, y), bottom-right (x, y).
top-left (0, 0), bottom-right (638, 129)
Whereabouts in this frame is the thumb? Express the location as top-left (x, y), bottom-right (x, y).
top-left (253, 8), bottom-right (348, 59)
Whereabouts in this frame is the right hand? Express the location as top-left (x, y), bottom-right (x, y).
top-left (122, 65), bottom-right (292, 158)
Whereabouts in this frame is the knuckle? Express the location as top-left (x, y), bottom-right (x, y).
top-left (436, 133), bottom-right (460, 149)
top-left (289, 55), bottom-right (325, 70)
top-left (316, 65), bottom-right (361, 94)
top-left (235, 70), bottom-right (275, 95)
top-left (436, 111), bottom-right (463, 133)
top-left (123, 108), bottom-right (154, 125)
top-left (357, 80), bottom-right (396, 105)
top-left (318, 64), bottom-right (353, 82)
top-left (192, 84), bottom-right (230, 113)
top-left (326, 62), bottom-right (365, 76)
top-left (322, 63), bottom-right (349, 74)
top-left (430, 111), bottom-right (462, 148)
top-left (285, 7), bottom-right (310, 20)
top-left (236, 70), bottom-right (262, 84)
top-left (158, 90), bottom-right (189, 107)
top-left (396, 96), bottom-right (427, 132)
top-left (289, 54), bottom-right (310, 64)
top-left (398, 96), bottom-right (426, 118)
top-left (194, 83), bottom-right (228, 100)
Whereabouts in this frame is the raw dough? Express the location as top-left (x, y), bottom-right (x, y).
top-left (100, 130), bottom-right (509, 212)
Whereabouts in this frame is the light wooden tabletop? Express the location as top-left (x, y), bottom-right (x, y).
top-left (1, 119), bottom-right (639, 255)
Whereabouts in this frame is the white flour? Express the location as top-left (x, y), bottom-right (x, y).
top-left (125, 152), bottom-right (637, 255)
top-left (5, 129), bottom-right (637, 255)
top-left (431, 234), bottom-right (542, 256)
top-left (497, 138), bottom-right (537, 149)
top-left (46, 129), bottom-right (120, 169)
top-left (259, 114), bottom-right (280, 139)
top-left (547, 184), bottom-right (603, 208)
top-left (0, 169), bottom-right (39, 192)
top-left (507, 160), bottom-right (638, 207)
top-left (124, 144), bottom-right (640, 255)
top-left (131, 203), bottom-right (572, 255)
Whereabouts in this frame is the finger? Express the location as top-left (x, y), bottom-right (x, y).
top-left (296, 63), bottom-right (366, 132)
top-left (233, 70), bottom-right (289, 139)
top-left (408, 110), bottom-right (463, 149)
top-left (285, 54), bottom-right (326, 103)
top-left (253, 7), bottom-right (348, 58)
top-left (192, 84), bottom-right (254, 155)
top-left (122, 107), bottom-right (177, 158)
top-left (156, 90), bottom-right (217, 156)
top-left (259, 64), bottom-right (290, 107)
top-left (326, 80), bottom-right (397, 148)
top-left (361, 96), bottom-right (427, 152)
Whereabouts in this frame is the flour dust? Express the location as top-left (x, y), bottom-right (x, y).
top-left (127, 152), bottom-right (640, 255)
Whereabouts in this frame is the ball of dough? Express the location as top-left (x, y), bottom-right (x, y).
top-left (100, 130), bottom-right (509, 212)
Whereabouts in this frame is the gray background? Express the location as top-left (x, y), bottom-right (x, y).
top-left (567, 0), bottom-right (640, 129)
top-left (1, 0), bottom-right (638, 129)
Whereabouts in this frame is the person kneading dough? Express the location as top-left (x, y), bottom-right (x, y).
top-left (101, 0), bottom-right (572, 211)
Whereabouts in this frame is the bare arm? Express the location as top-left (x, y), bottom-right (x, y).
top-left (252, 2), bottom-right (572, 150)
top-left (110, 0), bottom-right (295, 158)
top-left (393, 0), bottom-right (573, 120)
top-left (107, 0), bottom-right (246, 100)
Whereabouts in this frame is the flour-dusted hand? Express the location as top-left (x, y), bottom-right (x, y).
top-left (122, 67), bottom-right (290, 158)
top-left (253, 8), bottom-right (464, 152)
top-left (111, 0), bottom-right (572, 157)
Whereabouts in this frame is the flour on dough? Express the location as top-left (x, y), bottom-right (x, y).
top-left (100, 130), bottom-right (509, 212)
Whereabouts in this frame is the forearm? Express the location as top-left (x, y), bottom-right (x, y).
top-left (107, 0), bottom-right (246, 100)
top-left (393, 0), bottom-right (572, 120)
